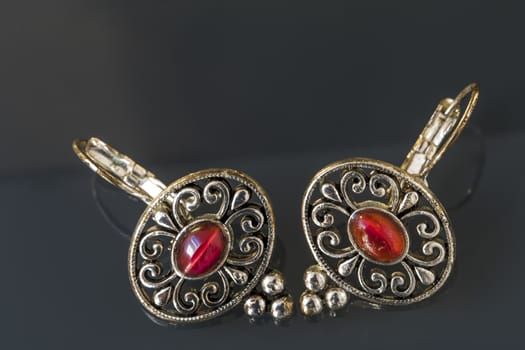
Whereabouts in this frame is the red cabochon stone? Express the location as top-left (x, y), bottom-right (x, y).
top-left (349, 208), bottom-right (407, 264)
top-left (176, 221), bottom-right (228, 278)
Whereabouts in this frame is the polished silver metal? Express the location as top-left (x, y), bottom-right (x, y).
top-left (324, 287), bottom-right (348, 311)
top-left (243, 295), bottom-right (267, 318)
top-left (73, 138), bottom-right (165, 204)
top-left (260, 271), bottom-right (285, 296)
top-left (304, 265), bottom-right (328, 293)
top-left (299, 267), bottom-right (350, 316)
top-left (301, 83), bottom-right (479, 307)
top-left (270, 295), bottom-right (294, 320)
top-left (72, 137), bottom-right (287, 324)
top-left (299, 292), bottom-right (323, 316)
top-left (401, 83), bottom-right (480, 180)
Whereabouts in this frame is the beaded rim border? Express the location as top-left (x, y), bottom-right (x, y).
top-left (301, 158), bottom-right (455, 306)
top-left (128, 168), bottom-right (276, 324)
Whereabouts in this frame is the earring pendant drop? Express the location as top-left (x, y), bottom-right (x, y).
top-left (73, 138), bottom-right (293, 324)
top-left (299, 83), bottom-right (479, 315)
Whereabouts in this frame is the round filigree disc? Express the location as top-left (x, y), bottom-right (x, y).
top-left (129, 169), bottom-right (275, 323)
top-left (301, 158), bottom-right (455, 306)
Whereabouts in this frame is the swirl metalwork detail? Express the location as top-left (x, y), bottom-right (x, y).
top-left (129, 170), bottom-right (275, 323)
top-left (302, 159), bottom-right (455, 306)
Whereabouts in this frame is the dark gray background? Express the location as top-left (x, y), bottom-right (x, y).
top-left (2, 0), bottom-right (524, 348)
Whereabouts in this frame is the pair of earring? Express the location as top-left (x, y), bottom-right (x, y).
top-left (73, 83), bottom-right (479, 325)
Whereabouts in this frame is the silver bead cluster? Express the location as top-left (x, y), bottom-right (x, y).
top-left (300, 265), bottom-right (348, 316)
top-left (243, 270), bottom-right (293, 322)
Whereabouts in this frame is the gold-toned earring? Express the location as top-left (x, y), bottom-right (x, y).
top-left (73, 138), bottom-right (293, 324)
top-left (298, 83), bottom-right (480, 315)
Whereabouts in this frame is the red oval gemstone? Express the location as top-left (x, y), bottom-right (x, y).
top-left (348, 208), bottom-right (407, 264)
top-left (175, 221), bottom-right (229, 278)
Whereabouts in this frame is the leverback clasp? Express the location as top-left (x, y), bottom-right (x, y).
top-left (401, 83), bottom-right (480, 181)
top-left (72, 137), bottom-right (166, 204)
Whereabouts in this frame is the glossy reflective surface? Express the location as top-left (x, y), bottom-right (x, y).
top-left (348, 208), bottom-right (407, 264)
top-left (175, 221), bottom-right (229, 278)
top-left (4, 1), bottom-right (524, 347)
top-left (7, 131), bottom-right (524, 350)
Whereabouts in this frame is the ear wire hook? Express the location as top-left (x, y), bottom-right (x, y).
top-left (401, 82), bottom-right (480, 181)
top-left (72, 137), bottom-right (166, 205)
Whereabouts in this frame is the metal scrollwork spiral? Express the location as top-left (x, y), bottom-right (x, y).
top-left (128, 169), bottom-right (275, 323)
top-left (302, 159), bottom-right (455, 306)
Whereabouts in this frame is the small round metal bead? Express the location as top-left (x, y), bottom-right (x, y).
top-left (325, 287), bottom-right (348, 311)
top-left (243, 295), bottom-right (266, 318)
top-left (299, 292), bottom-right (323, 316)
top-left (261, 271), bottom-right (285, 296)
top-left (270, 295), bottom-right (293, 320)
top-left (304, 265), bottom-right (327, 293)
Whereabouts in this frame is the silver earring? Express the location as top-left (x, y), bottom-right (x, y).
top-left (73, 137), bottom-right (293, 325)
top-left (298, 83), bottom-right (479, 316)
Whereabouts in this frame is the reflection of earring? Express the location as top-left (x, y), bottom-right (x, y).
top-left (73, 138), bottom-right (292, 324)
top-left (299, 83), bottom-right (480, 316)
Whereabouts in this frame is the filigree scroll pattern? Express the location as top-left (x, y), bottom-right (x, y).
top-left (134, 177), bottom-right (269, 317)
top-left (308, 165), bottom-right (449, 301)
